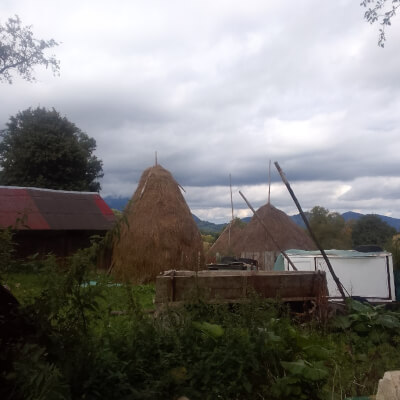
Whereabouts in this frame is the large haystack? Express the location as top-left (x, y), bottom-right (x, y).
top-left (112, 165), bottom-right (204, 283)
top-left (238, 203), bottom-right (316, 270)
top-left (206, 218), bottom-right (246, 262)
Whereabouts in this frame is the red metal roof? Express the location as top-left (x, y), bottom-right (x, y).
top-left (0, 187), bottom-right (115, 230)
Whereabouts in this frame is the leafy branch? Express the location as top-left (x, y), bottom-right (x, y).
top-left (0, 15), bottom-right (60, 83)
top-left (361, 0), bottom-right (400, 47)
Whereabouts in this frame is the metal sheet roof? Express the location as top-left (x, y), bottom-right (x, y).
top-left (284, 249), bottom-right (391, 258)
top-left (0, 186), bottom-right (115, 230)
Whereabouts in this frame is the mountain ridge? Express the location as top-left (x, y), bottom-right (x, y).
top-left (103, 196), bottom-right (400, 233)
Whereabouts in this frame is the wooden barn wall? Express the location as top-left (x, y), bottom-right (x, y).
top-left (12, 230), bottom-right (111, 269)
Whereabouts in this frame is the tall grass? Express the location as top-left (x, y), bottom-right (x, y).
top-left (1, 236), bottom-right (400, 399)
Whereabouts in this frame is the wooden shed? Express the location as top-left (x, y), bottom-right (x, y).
top-left (0, 186), bottom-right (115, 260)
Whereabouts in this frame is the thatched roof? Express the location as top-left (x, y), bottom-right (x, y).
top-left (206, 218), bottom-right (246, 261)
top-left (112, 165), bottom-right (204, 283)
top-left (237, 203), bottom-right (316, 253)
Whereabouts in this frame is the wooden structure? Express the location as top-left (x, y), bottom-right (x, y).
top-left (0, 186), bottom-right (115, 260)
top-left (155, 269), bottom-right (327, 306)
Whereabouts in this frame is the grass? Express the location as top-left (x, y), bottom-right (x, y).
top-left (3, 270), bottom-right (155, 311)
top-left (2, 246), bottom-right (400, 399)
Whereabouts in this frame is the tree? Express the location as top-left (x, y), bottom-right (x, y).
top-left (0, 107), bottom-right (103, 191)
top-left (0, 15), bottom-right (59, 83)
top-left (361, 0), bottom-right (400, 47)
top-left (308, 206), bottom-right (352, 249)
top-left (352, 214), bottom-right (396, 248)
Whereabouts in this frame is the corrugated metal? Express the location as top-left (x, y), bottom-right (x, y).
top-left (0, 187), bottom-right (115, 231)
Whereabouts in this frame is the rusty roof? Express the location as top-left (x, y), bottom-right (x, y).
top-left (0, 186), bottom-right (115, 230)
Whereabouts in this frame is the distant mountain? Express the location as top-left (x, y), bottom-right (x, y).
top-left (290, 211), bottom-right (400, 231)
top-left (341, 211), bottom-right (364, 222)
top-left (104, 196), bottom-right (129, 211)
top-left (103, 196), bottom-right (400, 233)
top-left (289, 212), bottom-right (309, 229)
top-left (191, 214), bottom-right (227, 234)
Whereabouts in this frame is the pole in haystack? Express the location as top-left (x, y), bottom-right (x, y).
top-left (155, 151), bottom-right (158, 166)
top-left (268, 159), bottom-right (271, 205)
top-left (228, 174), bottom-right (234, 248)
top-left (274, 161), bottom-right (348, 301)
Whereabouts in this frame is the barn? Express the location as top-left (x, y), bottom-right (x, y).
top-left (0, 186), bottom-right (115, 259)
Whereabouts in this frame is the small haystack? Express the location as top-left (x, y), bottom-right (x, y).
top-left (206, 218), bottom-right (246, 262)
top-left (238, 203), bottom-right (316, 270)
top-left (112, 165), bottom-right (204, 283)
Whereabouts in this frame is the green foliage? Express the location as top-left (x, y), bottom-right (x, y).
top-left (328, 299), bottom-right (400, 397)
top-left (308, 206), bottom-right (352, 249)
top-left (0, 107), bottom-right (103, 191)
top-left (387, 235), bottom-right (400, 270)
top-left (201, 234), bottom-right (215, 244)
top-left (0, 15), bottom-right (59, 83)
top-left (352, 214), bottom-right (396, 248)
top-left (2, 240), bottom-right (400, 399)
top-left (0, 228), bottom-right (15, 276)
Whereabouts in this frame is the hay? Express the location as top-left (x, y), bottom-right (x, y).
top-left (206, 218), bottom-right (246, 262)
top-left (237, 203), bottom-right (316, 253)
top-left (111, 165), bottom-right (204, 284)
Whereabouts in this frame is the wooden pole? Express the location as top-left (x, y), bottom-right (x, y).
top-left (274, 161), bottom-right (347, 301)
top-left (239, 190), bottom-right (298, 271)
top-left (229, 174), bottom-right (234, 248)
top-left (268, 160), bottom-right (271, 204)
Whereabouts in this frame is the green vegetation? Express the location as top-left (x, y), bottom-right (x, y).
top-left (0, 107), bottom-right (103, 191)
top-left (352, 214), bottom-right (396, 249)
top-left (308, 206), bottom-right (352, 249)
top-left (1, 233), bottom-right (400, 399)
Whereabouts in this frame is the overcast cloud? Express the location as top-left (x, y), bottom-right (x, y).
top-left (1, 0), bottom-right (400, 223)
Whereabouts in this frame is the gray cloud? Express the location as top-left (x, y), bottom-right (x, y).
top-left (1, 1), bottom-right (400, 222)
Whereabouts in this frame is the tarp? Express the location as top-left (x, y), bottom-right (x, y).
top-left (273, 249), bottom-right (392, 271)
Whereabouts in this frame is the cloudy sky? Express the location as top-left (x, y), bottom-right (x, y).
top-left (1, 0), bottom-right (400, 223)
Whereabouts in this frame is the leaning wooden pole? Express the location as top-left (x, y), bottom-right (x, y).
top-left (239, 190), bottom-right (298, 271)
top-left (274, 161), bottom-right (347, 301)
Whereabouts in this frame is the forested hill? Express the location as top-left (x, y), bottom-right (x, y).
top-left (104, 196), bottom-right (400, 233)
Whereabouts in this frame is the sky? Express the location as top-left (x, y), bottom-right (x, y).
top-left (1, 0), bottom-right (400, 223)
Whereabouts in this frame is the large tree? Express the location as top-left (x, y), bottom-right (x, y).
top-left (0, 107), bottom-right (103, 192)
top-left (0, 15), bottom-right (59, 83)
top-left (352, 214), bottom-right (396, 248)
top-left (308, 206), bottom-right (352, 249)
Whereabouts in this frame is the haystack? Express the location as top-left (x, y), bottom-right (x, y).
top-left (206, 218), bottom-right (246, 262)
top-left (112, 165), bottom-right (204, 283)
top-left (237, 203), bottom-right (316, 270)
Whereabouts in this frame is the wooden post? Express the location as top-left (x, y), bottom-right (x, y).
top-left (239, 190), bottom-right (298, 271)
top-left (229, 174), bottom-right (234, 248)
top-left (274, 161), bottom-right (347, 301)
top-left (268, 160), bottom-right (271, 204)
